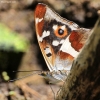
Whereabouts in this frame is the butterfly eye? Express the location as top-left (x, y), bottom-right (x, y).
top-left (58, 29), bottom-right (64, 35)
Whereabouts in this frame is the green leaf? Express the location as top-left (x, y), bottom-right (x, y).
top-left (0, 23), bottom-right (29, 52)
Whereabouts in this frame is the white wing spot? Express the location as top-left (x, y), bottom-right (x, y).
top-left (53, 25), bottom-right (58, 30)
top-left (44, 47), bottom-right (51, 54)
top-left (37, 35), bottom-right (42, 42)
top-left (52, 40), bottom-right (59, 46)
top-left (39, 18), bottom-right (43, 22)
top-left (61, 25), bottom-right (65, 30)
top-left (35, 18), bottom-right (43, 24)
top-left (37, 31), bottom-right (50, 42)
top-left (42, 31), bottom-right (50, 38)
top-left (35, 18), bottom-right (39, 24)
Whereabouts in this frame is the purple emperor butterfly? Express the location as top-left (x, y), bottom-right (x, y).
top-left (35, 3), bottom-right (90, 83)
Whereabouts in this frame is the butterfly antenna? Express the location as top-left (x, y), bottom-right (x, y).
top-left (9, 70), bottom-right (42, 82)
top-left (12, 70), bottom-right (42, 73)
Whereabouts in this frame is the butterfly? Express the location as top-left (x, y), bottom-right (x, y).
top-left (34, 3), bottom-right (90, 83)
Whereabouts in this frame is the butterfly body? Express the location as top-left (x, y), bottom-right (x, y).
top-left (35, 3), bottom-right (90, 82)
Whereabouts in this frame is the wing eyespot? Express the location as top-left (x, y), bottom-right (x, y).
top-left (58, 29), bottom-right (64, 35)
top-left (54, 26), bottom-right (68, 38)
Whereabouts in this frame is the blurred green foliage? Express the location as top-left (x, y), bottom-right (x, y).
top-left (2, 71), bottom-right (10, 81)
top-left (0, 23), bottom-right (29, 52)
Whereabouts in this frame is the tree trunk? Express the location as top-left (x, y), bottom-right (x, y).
top-left (56, 16), bottom-right (100, 100)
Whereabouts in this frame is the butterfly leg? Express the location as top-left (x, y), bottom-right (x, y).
top-left (49, 82), bottom-right (56, 100)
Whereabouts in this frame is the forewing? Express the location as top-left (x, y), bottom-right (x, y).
top-left (35, 3), bottom-right (90, 72)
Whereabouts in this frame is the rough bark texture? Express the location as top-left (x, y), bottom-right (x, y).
top-left (56, 16), bottom-right (100, 100)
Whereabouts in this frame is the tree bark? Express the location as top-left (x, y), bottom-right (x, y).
top-left (56, 16), bottom-right (100, 100)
